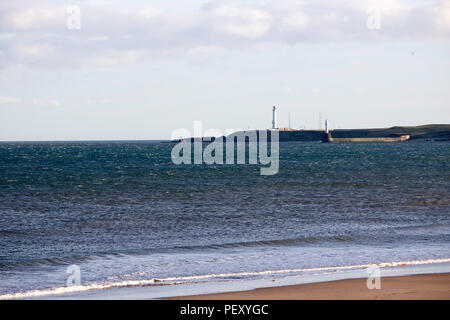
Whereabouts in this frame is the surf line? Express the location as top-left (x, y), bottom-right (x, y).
top-left (1, 258), bottom-right (449, 300)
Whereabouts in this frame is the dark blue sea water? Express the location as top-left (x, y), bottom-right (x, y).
top-left (0, 141), bottom-right (449, 297)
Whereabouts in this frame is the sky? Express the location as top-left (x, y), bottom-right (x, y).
top-left (0, 0), bottom-right (449, 141)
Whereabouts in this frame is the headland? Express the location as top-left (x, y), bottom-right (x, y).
top-left (231, 124), bottom-right (450, 142)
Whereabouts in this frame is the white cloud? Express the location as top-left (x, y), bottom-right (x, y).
top-left (137, 7), bottom-right (164, 19)
top-left (0, 96), bottom-right (21, 105)
top-left (2, 5), bottom-right (64, 30)
top-left (375, 0), bottom-right (410, 15)
top-left (186, 45), bottom-right (226, 65)
top-left (12, 44), bottom-right (55, 61)
top-left (7, 9), bottom-right (39, 30)
top-left (0, 0), bottom-right (448, 69)
top-left (86, 50), bottom-right (145, 67)
top-left (280, 12), bottom-right (309, 31)
top-left (86, 97), bottom-right (113, 105)
top-left (187, 45), bottom-right (224, 56)
top-left (48, 99), bottom-right (60, 107)
top-left (222, 22), bottom-right (271, 38)
top-left (88, 35), bottom-right (109, 42)
top-left (353, 86), bottom-right (365, 94)
top-left (283, 85), bottom-right (293, 93)
top-left (32, 98), bottom-right (61, 107)
top-left (433, 0), bottom-right (450, 32)
top-left (209, 4), bottom-right (273, 38)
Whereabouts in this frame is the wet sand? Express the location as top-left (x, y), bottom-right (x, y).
top-left (169, 273), bottom-right (450, 300)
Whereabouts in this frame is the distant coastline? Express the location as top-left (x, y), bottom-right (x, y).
top-left (174, 124), bottom-right (450, 143)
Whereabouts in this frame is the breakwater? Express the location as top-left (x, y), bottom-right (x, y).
top-left (173, 124), bottom-right (449, 143)
top-left (274, 124), bottom-right (449, 142)
top-left (325, 133), bottom-right (410, 143)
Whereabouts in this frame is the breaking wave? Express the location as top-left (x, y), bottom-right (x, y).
top-left (1, 258), bottom-right (449, 300)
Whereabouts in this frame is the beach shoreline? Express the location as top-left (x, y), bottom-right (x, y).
top-left (167, 273), bottom-right (450, 300)
top-left (4, 261), bottom-right (447, 300)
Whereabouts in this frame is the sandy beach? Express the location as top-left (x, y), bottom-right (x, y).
top-left (169, 273), bottom-right (450, 300)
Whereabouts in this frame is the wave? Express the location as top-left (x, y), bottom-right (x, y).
top-left (181, 235), bottom-right (356, 250)
top-left (1, 258), bottom-right (449, 300)
top-left (395, 223), bottom-right (450, 231)
top-left (0, 236), bottom-right (355, 270)
top-left (404, 200), bottom-right (450, 207)
top-left (0, 252), bottom-right (126, 270)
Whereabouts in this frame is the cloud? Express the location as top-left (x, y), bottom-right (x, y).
top-left (187, 45), bottom-right (224, 56)
top-left (208, 4), bottom-right (273, 38)
top-left (48, 98), bottom-right (60, 107)
top-left (32, 98), bottom-right (60, 107)
top-left (283, 85), bottom-right (293, 93)
top-left (86, 97), bottom-right (113, 105)
top-left (2, 4), bottom-right (64, 30)
top-left (0, 96), bottom-right (22, 105)
top-left (12, 44), bottom-right (55, 62)
top-left (86, 50), bottom-right (145, 67)
top-left (279, 12), bottom-right (309, 31)
top-left (0, 0), bottom-right (449, 69)
top-left (433, 0), bottom-right (450, 32)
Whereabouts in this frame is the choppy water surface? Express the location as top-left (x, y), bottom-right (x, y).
top-left (0, 141), bottom-right (449, 297)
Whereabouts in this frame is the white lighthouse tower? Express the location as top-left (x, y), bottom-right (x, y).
top-left (272, 106), bottom-right (278, 129)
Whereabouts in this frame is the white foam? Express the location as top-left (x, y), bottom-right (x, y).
top-left (1, 258), bottom-right (449, 300)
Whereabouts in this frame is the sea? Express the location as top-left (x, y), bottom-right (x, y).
top-left (0, 141), bottom-right (449, 299)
